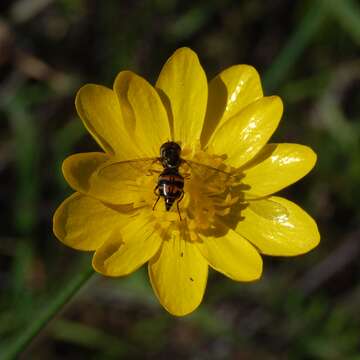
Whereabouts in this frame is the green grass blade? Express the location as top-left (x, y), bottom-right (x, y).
top-left (263, 1), bottom-right (328, 92)
top-left (328, 0), bottom-right (360, 45)
top-left (2, 259), bottom-right (94, 360)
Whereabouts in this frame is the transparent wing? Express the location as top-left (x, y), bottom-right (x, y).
top-left (96, 157), bottom-right (160, 193)
top-left (182, 159), bottom-right (243, 193)
top-left (183, 159), bottom-right (236, 177)
top-left (183, 159), bottom-right (289, 222)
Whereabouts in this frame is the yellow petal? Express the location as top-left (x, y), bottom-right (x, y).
top-left (235, 197), bottom-right (320, 256)
top-left (201, 65), bottom-right (263, 146)
top-left (62, 152), bottom-right (109, 193)
top-left (149, 230), bottom-right (208, 316)
top-left (156, 47), bottom-right (208, 146)
top-left (75, 84), bottom-right (140, 159)
top-left (92, 215), bottom-right (161, 276)
top-left (197, 228), bottom-right (262, 281)
top-left (53, 193), bottom-right (131, 251)
top-left (114, 71), bottom-right (171, 157)
top-left (208, 96), bottom-right (283, 168)
top-left (242, 143), bottom-right (317, 197)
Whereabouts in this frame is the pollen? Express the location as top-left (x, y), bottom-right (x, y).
top-left (134, 146), bottom-right (245, 243)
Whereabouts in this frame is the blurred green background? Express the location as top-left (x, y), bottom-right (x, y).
top-left (1, 0), bottom-right (360, 358)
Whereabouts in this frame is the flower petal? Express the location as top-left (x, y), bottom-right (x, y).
top-left (53, 193), bottom-right (131, 251)
top-left (208, 96), bottom-right (283, 168)
top-left (93, 215), bottom-right (161, 276)
top-left (242, 143), bottom-right (317, 197)
top-left (197, 228), bottom-right (262, 281)
top-left (156, 47), bottom-right (208, 146)
top-left (114, 71), bottom-right (171, 157)
top-left (235, 197), bottom-right (320, 256)
top-left (201, 65), bottom-right (263, 146)
top-left (75, 84), bottom-right (139, 159)
top-left (149, 230), bottom-right (208, 316)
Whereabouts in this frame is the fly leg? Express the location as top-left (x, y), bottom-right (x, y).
top-left (153, 186), bottom-right (160, 210)
top-left (176, 191), bottom-right (185, 221)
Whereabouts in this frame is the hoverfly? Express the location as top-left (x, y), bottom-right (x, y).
top-left (96, 141), bottom-right (289, 222)
top-left (152, 141), bottom-right (184, 216)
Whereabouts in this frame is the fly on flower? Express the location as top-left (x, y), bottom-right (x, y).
top-left (98, 140), bottom-right (290, 222)
top-left (99, 141), bottom-right (186, 218)
top-left (53, 47), bottom-right (320, 316)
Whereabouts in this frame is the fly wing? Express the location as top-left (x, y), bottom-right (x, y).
top-left (184, 160), bottom-right (289, 221)
top-left (96, 157), bottom-right (160, 193)
top-left (183, 159), bottom-right (242, 194)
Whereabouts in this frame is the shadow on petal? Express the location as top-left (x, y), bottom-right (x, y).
top-left (201, 76), bottom-right (228, 147)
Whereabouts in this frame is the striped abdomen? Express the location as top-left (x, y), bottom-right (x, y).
top-left (158, 172), bottom-right (184, 211)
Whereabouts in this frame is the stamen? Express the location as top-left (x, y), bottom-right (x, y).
top-left (133, 147), bottom-right (246, 242)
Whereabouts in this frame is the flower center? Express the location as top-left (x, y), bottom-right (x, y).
top-left (181, 148), bottom-right (243, 241)
top-left (131, 145), bottom-right (245, 242)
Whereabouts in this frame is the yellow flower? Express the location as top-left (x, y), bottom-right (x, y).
top-left (53, 48), bottom-right (320, 316)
